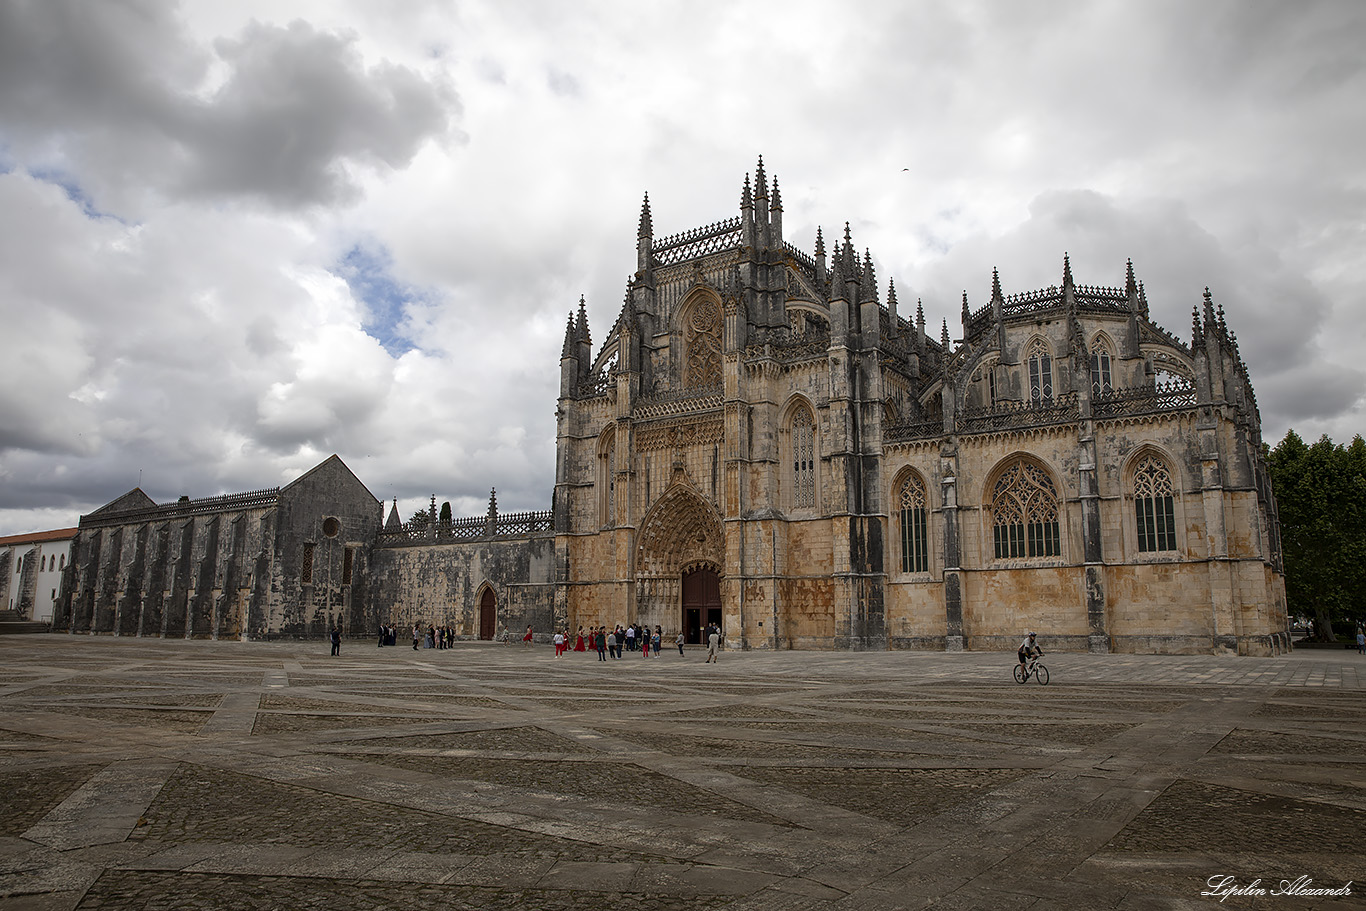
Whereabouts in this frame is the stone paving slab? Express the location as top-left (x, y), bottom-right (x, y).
top-left (0, 636), bottom-right (1362, 910)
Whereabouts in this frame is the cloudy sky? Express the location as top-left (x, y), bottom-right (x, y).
top-left (1, 0), bottom-right (1363, 536)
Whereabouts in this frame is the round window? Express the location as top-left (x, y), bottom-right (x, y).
top-left (322, 517), bottom-right (341, 538)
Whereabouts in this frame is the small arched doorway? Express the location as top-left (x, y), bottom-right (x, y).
top-left (682, 565), bottom-right (721, 644)
top-left (479, 588), bottom-right (496, 640)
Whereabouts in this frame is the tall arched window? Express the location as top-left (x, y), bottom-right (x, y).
top-left (1090, 340), bottom-right (1113, 397)
top-left (791, 407), bottom-right (816, 509)
top-left (898, 473), bottom-right (929, 573)
top-left (992, 461), bottom-right (1060, 558)
top-left (1134, 456), bottom-right (1177, 552)
top-left (1027, 339), bottom-right (1053, 405)
top-left (598, 430), bottom-right (616, 528)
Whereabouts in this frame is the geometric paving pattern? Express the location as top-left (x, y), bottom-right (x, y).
top-left (0, 637), bottom-right (1362, 911)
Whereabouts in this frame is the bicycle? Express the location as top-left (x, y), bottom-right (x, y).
top-left (1013, 656), bottom-right (1049, 685)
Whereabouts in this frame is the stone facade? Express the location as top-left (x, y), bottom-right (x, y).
top-left (554, 159), bottom-right (1287, 655)
top-left (53, 456), bottom-right (382, 639)
top-left (51, 160), bottom-right (1288, 654)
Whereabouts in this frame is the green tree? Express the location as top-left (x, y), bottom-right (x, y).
top-left (439, 501), bottom-right (453, 532)
top-left (408, 507), bottom-right (430, 530)
top-left (1267, 430), bottom-right (1366, 641)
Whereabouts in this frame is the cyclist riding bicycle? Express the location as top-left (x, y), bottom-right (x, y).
top-left (1018, 632), bottom-right (1043, 669)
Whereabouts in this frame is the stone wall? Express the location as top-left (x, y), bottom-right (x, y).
top-left (367, 535), bottom-right (556, 639)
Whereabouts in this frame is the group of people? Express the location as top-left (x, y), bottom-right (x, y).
top-left (547, 624), bottom-right (688, 660)
top-left (374, 624), bottom-right (458, 650)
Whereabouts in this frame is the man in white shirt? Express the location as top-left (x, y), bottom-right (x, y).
top-left (1018, 632), bottom-right (1043, 670)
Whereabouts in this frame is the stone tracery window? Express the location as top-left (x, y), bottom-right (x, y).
top-left (1027, 338), bottom-right (1053, 406)
top-left (685, 298), bottom-right (722, 388)
top-left (898, 473), bottom-right (929, 573)
top-left (1134, 455), bottom-right (1177, 552)
top-left (991, 461), bottom-right (1060, 559)
top-left (791, 407), bottom-right (816, 509)
top-left (1090, 340), bottom-right (1113, 398)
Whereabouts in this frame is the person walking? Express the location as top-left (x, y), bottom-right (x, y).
top-left (522, 625), bottom-right (534, 647)
top-left (553, 630), bottom-right (565, 657)
top-left (676, 630), bottom-right (686, 656)
top-left (330, 626), bottom-right (341, 657)
top-left (704, 626), bottom-right (720, 663)
top-left (412, 625), bottom-right (420, 650)
top-left (596, 627), bottom-right (608, 661)
top-left (1357, 628), bottom-right (1365, 654)
top-left (574, 626), bottom-right (586, 652)
top-left (641, 630), bottom-right (650, 658)
top-left (606, 628), bottom-right (618, 659)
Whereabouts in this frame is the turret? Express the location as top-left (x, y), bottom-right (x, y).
top-left (740, 173), bottom-right (756, 249)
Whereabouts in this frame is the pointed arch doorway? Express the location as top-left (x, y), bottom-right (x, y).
top-left (682, 564), bottom-right (721, 644)
top-left (479, 588), bottom-right (496, 640)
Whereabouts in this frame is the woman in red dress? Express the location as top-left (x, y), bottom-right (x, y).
top-left (574, 626), bottom-right (586, 652)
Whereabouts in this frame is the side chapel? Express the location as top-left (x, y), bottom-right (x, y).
top-left (554, 159), bottom-right (1288, 655)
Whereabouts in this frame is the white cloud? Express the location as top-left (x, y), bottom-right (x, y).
top-left (1, 0), bottom-right (1363, 535)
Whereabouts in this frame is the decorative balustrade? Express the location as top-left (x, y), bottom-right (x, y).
top-left (376, 509), bottom-right (553, 547)
top-left (578, 370), bottom-right (614, 398)
top-left (1093, 376), bottom-right (1196, 418)
top-left (81, 487), bottom-right (280, 528)
top-left (957, 391), bottom-right (1081, 434)
top-left (652, 217), bottom-right (742, 266)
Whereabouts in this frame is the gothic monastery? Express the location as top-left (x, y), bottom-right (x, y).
top-left (43, 160), bottom-right (1289, 655)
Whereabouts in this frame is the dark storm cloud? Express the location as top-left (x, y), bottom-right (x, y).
top-left (0, 0), bottom-right (456, 210)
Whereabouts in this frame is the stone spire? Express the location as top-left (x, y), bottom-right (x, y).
top-left (991, 267), bottom-right (1003, 304)
top-left (769, 175), bottom-right (782, 247)
top-left (961, 290), bottom-right (971, 327)
top-left (861, 250), bottom-right (878, 303)
top-left (1125, 258), bottom-right (1137, 298)
top-left (561, 311), bottom-right (576, 358)
top-left (740, 172), bottom-right (755, 248)
top-left (636, 193), bottom-right (653, 275)
top-left (887, 278), bottom-right (900, 339)
top-left (941, 318), bottom-right (951, 351)
top-left (814, 225), bottom-right (827, 288)
top-left (385, 497), bottom-right (401, 531)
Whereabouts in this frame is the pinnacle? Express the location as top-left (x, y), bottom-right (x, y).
top-left (991, 267), bottom-right (1003, 301)
top-left (638, 192), bottom-right (652, 237)
top-left (741, 173), bottom-right (752, 208)
top-left (1063, 252), bottom-right (1074, 288)
top-left (770, 175), bottom-right (782, 209)
top-left (815, 225), bottom-right (825, 256)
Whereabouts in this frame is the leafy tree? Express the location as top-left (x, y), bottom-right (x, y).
top-left (1267, 430), bottom-right (1366, 641)
top-left (408, 507), bottom-right (430, 530)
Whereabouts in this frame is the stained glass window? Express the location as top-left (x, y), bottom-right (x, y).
top-left (1134, 456), bottom-right (1177, 552)
top-left (1028, 339), bottom-right (1053, 405)
top-left (792, 408), bottom-right (815, 509)
top-left (899, 474), bottom-right (929, 573)
top-left (1090, 341), bottom-right (1113, 398)
top-left (992, 461), bottom-right (1060, 559)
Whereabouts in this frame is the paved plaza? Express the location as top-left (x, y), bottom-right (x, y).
top-left (0, 636), bottom-right (1363, 911)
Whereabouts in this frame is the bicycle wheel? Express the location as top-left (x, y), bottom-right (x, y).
top-left (1034, 663), bottom-right (1049, 685)
top-left (1013, 664), bottom-right (1026, 684)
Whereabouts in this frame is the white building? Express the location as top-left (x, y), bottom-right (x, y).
top-left (1, 528), bottom-right (78, 623)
